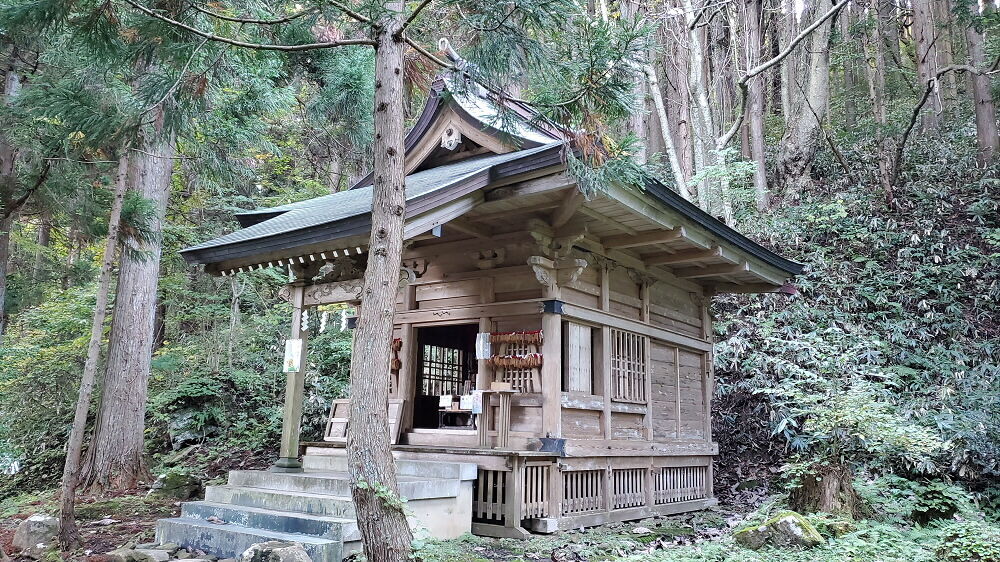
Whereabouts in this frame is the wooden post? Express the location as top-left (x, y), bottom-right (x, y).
top-left (504, 455), bottom-right (524, 528)
top-left (274, 282), bottom-right (309, 472)
top-left (541, 311), bottom-right (562, 437)
top-left (600, 326), bottom-right (612, 440)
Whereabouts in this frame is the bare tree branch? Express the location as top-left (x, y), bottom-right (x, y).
top-left (717, 0), bottom-right (848, 149)
top-left (400, 0), bottom-right (434, 33)
top-left (191, 4), bottom-right (320, 25)
top-left (124, 0), bottom-right (376, 51)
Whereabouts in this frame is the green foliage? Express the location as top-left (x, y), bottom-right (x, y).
top-left (935, 520), bottom-right (1000, 562)
top-left (715, 135), bottom-right (1000, 489)
top-left (855, 475), bottom-right (977, 525)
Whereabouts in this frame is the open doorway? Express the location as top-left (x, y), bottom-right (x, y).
top-left (412, 323), bottom-right (478, 430)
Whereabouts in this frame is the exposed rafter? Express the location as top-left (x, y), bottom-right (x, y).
top-left (550, 189), bottom-right (585, 228)
top-left (603, 227), bottom-right (686, 249)
top-left (448, 217), bottom-right (492, 239)
top-left (674, 261), bottom-right (750, 279)
top-left (644, 246), bottom-right (726, 266)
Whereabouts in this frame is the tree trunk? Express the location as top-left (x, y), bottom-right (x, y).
top-left (745, 0), bottom-right (769, 210)
top-left (80, 131), bottom-right (175, 493)
top-left (775, 0), bottom-right (835, 201)
top-left (58, 155), bottom-right (130, 549)
top-left (863, 2), bottom-right (896, 200)
top-left (0, 52), bottom-right (22, 337)
top-left (965, 7), bottom-right (999, 165)
top-left (644, 64), bottom-right (688, 198)
top-left (662, 8), bottom-right (694, 184)
top-left (933, 0), bottom-right (958, 108)
top-left (840, 6), bottom-right (858, 129)
top-left (779, 0), bottom-right (800, 125)
top-left (789, 462), bottom-right (861, 517)
top-left (0, 214), bottom-right (11, 335)
top-left (622, 0), bottom-right (648, 165)
top-left (912, 0), bottom-right (941, 130)
top-left (32, 209), bottom-right (51, 281)
top-left (346, 3), bottom-right (414, 561)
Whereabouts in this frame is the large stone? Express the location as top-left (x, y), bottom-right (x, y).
top-left (240, 541), bottom-right (312, 562)
top-left (12, 514), bottom-right (59, 559)
top-left (130, 549), bottom-right (172, 562)
top-left (150, 472), bottom-right (203, 500)
top-left (733, 511), bottom-right (825, 550)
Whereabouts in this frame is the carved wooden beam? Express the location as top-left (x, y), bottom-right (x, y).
top-left (279, 279), bottom-right (366, 306)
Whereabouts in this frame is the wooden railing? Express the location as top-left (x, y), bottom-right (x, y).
top-left (653, 465), bottom-right (710, 504)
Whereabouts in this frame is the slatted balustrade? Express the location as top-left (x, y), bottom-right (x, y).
top-left (653, 466), bottom-right (710, 504)
top-left (561, 469), bottom-right (605, 515)
top-left (473, 469), bottom-right (508, 524)
top-left (610, 329), bottom-right (647, 403)
top-left (611, 468), bottom-right (646, 510)
top-left (522, 462), bottom-right (550, 519)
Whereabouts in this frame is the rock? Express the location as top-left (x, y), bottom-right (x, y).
top-left (733, 511), bottom-right (825, 550)
top-left (136, 543), bottom-right (158, 549)
top-left (149, 471), bottom-right (202, 500)
top-left (12, 513), bottom-right (59, 559)
top-left (130, 549), bottom-right (172, 562)
top-left (176, 549), bottom-right (192, 559)
top-left (631, 527), bottom-right (652, 534)
top-left (106, 548), bottom-right (134, 562)
top-left (218, 558), bottom-right (237, 562)
top-left (90, 518), bottom-right (120, 527)
top-left (153, 542), bottom-right (180, 553)
top-left (239, 541), bottom-right (312, 562)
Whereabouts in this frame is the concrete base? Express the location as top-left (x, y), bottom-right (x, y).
top-left (156, 456), bottom-right (476, 562)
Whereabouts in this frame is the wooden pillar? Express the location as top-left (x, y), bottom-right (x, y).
top-left (599, 326), bottom-right (612, 440)
top-left (541, 310), bottom-right (562, 437)
top-left (274, 282), bottom-right (309, 472)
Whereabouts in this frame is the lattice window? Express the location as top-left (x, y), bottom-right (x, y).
top-left (562, 470), bottom-right (605, 515)
top-left (653, 466), bottom-right (709, 505)
top-left (495, 341), bottom-right (539, 392)
top-left (522, 463), bottom-right (550, 518)
top-left (419, 344), bottom-right (470, 396)
top-left (611, 329), bottom-right (647, 403)
top-left (612, 468), bottom-right (646, 509)
top-left (473, 469), bottom-right (508, 524)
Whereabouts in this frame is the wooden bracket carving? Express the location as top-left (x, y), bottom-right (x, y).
top-left (627, 268), bottom-right (659, 288)
top-left (556, 258), bottom-right (589, 285)
top-left (319, 255), bottom-right (363, 283)
top-left (400, 258), bottom-right (428, 279)
top-left (528, 255), bottom-right (556, 288)
top-left (290, 261), bottom-right (322, 281)
top-left (471, 248), bottom-right (506, 270)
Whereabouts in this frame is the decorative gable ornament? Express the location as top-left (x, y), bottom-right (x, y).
top-left (440, 126), bottom-right (462, 150)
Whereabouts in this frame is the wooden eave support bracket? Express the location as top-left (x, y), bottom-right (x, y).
top-left (603, 227), bottom-right (686, 249)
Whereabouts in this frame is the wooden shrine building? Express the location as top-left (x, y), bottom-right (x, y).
top-left (179, 73), bottom-right (802, 540)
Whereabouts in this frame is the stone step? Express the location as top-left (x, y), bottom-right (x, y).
top-left (204, 486), bottom-right (358, 519)
top-left (180, 501), bottom-right (360, 542)
top-left (225, 471), bottom-right (463, 501)
top-left (301, 455), bottom-right (477, 481)
top-left (156, 518), bottom-right (343, 562)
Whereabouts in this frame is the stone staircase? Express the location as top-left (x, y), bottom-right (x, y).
top-left (156, 455), bottom-right (476, 562)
